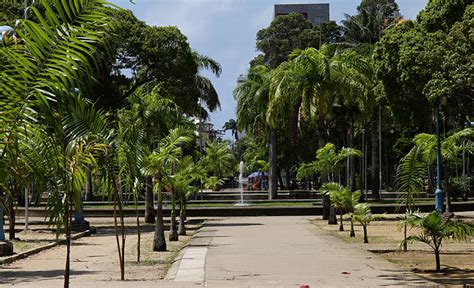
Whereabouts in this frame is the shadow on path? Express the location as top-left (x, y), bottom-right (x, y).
top-left (0, 269), bottom-right (98, 284)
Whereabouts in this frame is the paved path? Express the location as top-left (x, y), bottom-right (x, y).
top-left (1, 216), bottom-right (438, 287)
top-left (166, 216), bottom-right (437, 287)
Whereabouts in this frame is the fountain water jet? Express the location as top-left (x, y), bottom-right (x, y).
top-left (235, 161), bottom-right (250, 206)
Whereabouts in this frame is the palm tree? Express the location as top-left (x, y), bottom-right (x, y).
top-left (234, 65), bottom-right (278, 199)
top-left (321, 182), bottom-right (360, 232)
top-left (297, 143), bottom-right (362, 223)
top-left (143, 127), bottom-right (192, 251)
top-left (0, 1), bottom-right (116, 286)
top-left (173, 156), bottom-right (204, 235)
top-left (202, 140), bottom-right (236, 181)
top-left (353, 203), bottom-right (384, 243)
top-left (400, 210), bottom-right (473, 272)
top-left (223, 119), bottom-right (239, 142)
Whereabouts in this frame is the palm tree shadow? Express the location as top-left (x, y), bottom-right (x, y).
top-left (377, 269), bottom-right (436, 286)
top-left (204, 222), bottom-right (263, 227)
top-left (0, 269), bottom-right (98, 284)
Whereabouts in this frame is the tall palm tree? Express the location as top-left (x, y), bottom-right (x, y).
top-left (234, 65), bottom-right (279, 199)
top-left (223, 119), bottom-right (239, 142)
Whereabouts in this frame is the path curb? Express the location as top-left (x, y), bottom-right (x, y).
top-left (0, 230), bottom-right (91, 265)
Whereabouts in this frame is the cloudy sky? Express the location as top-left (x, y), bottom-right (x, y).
top-left (110, 0), bottom-right (428, 139)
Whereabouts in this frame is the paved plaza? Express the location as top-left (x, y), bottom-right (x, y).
top-left (1, 216), bottom-right (437, 287)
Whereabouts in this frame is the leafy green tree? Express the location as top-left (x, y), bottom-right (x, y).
top-left (400, 210), bottom-right (474, 272)
top-left (417, 0), bottom-right (470, 33)
top-left (256, 13), bottom-right (313, 68)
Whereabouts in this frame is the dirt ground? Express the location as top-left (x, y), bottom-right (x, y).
top-left (0, 218), bottom-right (201, 286)
top-left (312, 212), bottom-right (474, 287)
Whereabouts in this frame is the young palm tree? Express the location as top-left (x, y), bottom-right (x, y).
top-left (142, 127), bottom-right (192, 251)
top-left (400, 211), bottom-right (473, 272)
top-left (297, 143), bottom-right (362, 223)
top-left (173, 156), bottom-right (204, 235)
top-left (321, 182), bottom-right (360, 232)
top-left (353, 203), bottom-right (384, 243)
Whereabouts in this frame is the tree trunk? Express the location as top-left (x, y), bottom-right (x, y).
top-left (322, 195), bottom-right (330, 220)
top-left (269, 129), bottom-right (278, 199)
top-left (178, 202), bottom-right (186, 236)
top-left (64, 193), bottom-right (71, 288)
top-left (339, 212), bottom-right (344, 231)
top-left (136, 209), bottom-right (141, 262)
top-left (328, 206), bottom-right (337, 225)
top-left (350, 217), bottom-right (355, 237)
top-left (153, 182), bottom-right (166, 251)
top-left (169, 190), bottom-right (178, 241)
top-left (285, 167), bottom-right (291, 190)
top-left (145, 176), bottom-right (155, 223)
top-left (112, 177), bottom-right (125, 281)
top-left (371, 119), bottom-right (380, 199)
top-left (348, 126), bottom-right (355, 191)
top-left (435, 248), bottom-right (441, 272)
top-left (7, 191), bottom-right (15, 240)
top-left (363, 226), bottom-right (368, 243)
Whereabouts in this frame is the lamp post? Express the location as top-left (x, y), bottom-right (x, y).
top-left (434, 98), bottom-right (445, 212)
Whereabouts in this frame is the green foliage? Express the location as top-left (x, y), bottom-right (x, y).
top-left (297, 143), bottom-right (362, 181)
top-left (400, 210), bottom-right (474, 271)
top-left (204, 176), bottom-right (224, 191)
top-left (321, 182), bottom-right (360, 213)
top-left (352, 203), bottom-right (384, 243)
top-left (342, 0), bottom-right (401, 45)
top-left (417, 0), bottom-right (470, 32)
top-left (202, 140), bottom-right (236, 178)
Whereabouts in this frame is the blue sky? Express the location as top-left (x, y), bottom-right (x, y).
top-left (111, 0), bottom-right (428, 139)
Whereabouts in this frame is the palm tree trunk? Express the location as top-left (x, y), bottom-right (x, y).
top-left (339, 212), bottom-right (344, 231)
top-left (64, 192), bottom-right (71, 288)
top-left (329, 206), bottom-right (337, 225)
top-left (153, 181), bottom-right (166, 251)
top-left (363, 225), bottom-right (368, 243)
top-left (322, 195), bottom-right (330, 220)
top-left (169, 190), bottom-right (178, 241)
top-left (350, 217), bottom-right (355, 237)
top-left (136, 208), bottom-right (141, 262)
top-left (7, 190), bottom-right (15, 240)
top-left (145, 176), bottom-right (155, 223)
top-left (112, 177), bottom-right (125, 281)
top-left (371, 119), bottom-right (380, 199)
top-left (178, 202), bottom-right (186, 236)
top-left (269, 129), bottom-right (278, 199)
top-left (435, 248), bottom-right (441, 272)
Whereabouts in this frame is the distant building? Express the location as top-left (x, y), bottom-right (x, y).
top-left (237, 74), bottom-right (247, 85)
top-left (274, 3), bottom-right (330, 25)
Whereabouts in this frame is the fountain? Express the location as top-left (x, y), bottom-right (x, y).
top-left (235, 161), bottom-right (250, 206)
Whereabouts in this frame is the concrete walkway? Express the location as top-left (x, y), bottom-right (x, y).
top-left (1, 216), bottom-right (439, 287)
top-left (167, 216), bottom-right (437, 287)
